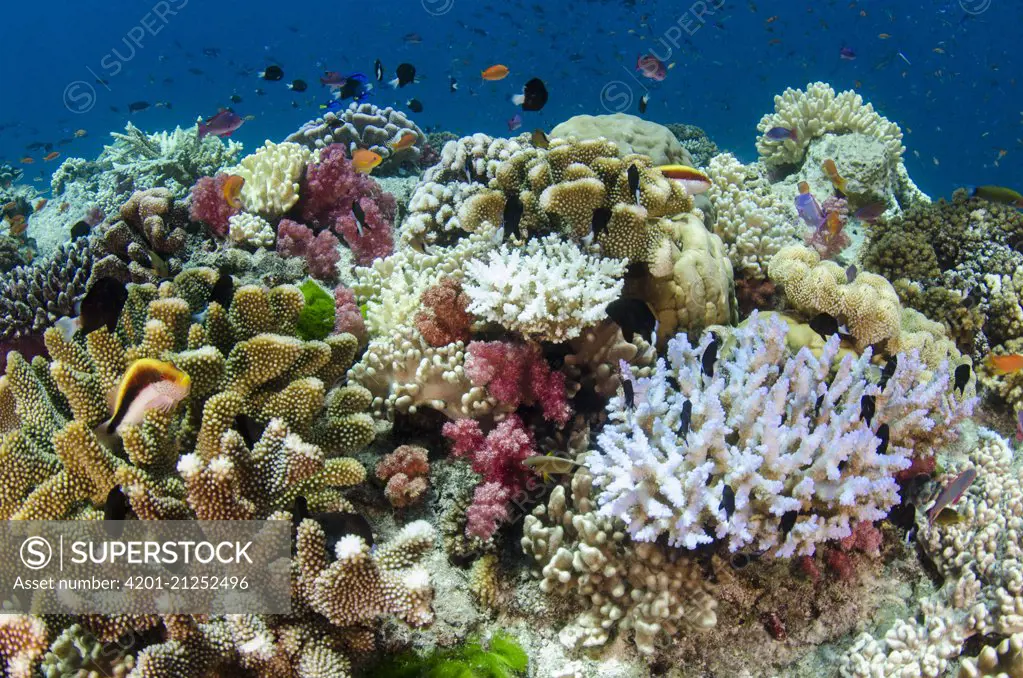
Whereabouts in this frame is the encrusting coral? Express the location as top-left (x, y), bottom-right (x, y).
top-left (584, 311), bottom-right (975, 557)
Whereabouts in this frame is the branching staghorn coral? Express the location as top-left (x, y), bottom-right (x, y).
top-left (584, 311), bottom-right (975, 557)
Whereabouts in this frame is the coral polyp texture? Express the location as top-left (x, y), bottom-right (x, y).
top-left (584, 312), bottom-right (975, 557)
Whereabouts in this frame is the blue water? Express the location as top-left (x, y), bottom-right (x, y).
top-left (1, 0), bottom-right (1018, 199)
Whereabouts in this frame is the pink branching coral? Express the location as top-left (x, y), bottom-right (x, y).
top-left (376, 445), bottom-right (430, 508)
top-left (805, 195), bottom-right (851, 260)
top-left (297, 144), bottom-right (396, 266)
top-left (415, 278), bottom-right (472, 347)
top-left (465, 341), bottom-right (571, 424)
top-left (442, 416), bottom-right (538, 540)
top-left (333, 285), bottom-right (367, 343)
top-left (188, 173), bottom-right (239, 237)
top-left (276, 219), bottom-right (341, 281)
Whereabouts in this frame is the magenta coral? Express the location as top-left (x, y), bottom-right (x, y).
top-left (188, 174), bottom-right (238, 237)
top-left (415, 278), bottom-right (472, 347)
top-left (377, 445), bottom-right (430, 508)
top-left (442, 416), bottom-right (538, 540)
top-left (466, 483), bottom-right (511, 540)
top-left (333, 286), bottom-right (367, 344)
top-left (297, 144), bottom-right (396, 266)
top-left (275, 219), bottom-right (341, 281)
top-left (465, 341), bottom-right (571, 424)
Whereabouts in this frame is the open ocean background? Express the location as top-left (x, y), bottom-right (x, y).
top-left (1, 0), bottom-right (1018, 199)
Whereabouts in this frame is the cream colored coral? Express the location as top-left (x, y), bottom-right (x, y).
top-left (463, 234), bottom-right (627, 343)
top-left (705, 153), bottom-right (801, 278)
top-left (347, 324), bottom-right (498, 421)
top-left (757, 82), bottom-right (904, 167)
top-left (550, 113), bottom-right (692, 166)
top-left (225, 140), bottom-right (313, 217)
top-left (960, 633), bottom-right (1023, 677)
top-left (227, 213), bottom-right (275, 250)
top-left (769, 245), bottom-right (901, 348)
top-left (840, 602), bottom-right (966, 678)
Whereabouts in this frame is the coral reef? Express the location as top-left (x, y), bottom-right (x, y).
top-left (377, 445), bottom-right (430, 508)
top-left (286, 102), bottom-right (427, 176)
top-left (584, 312), bottom-right (975, 556)
top-left (224, 140), bottom-right (313, 218)
top-left (0, 239), bottom-right (92, 341)
top-left (666, 122), bottom-right (720, 167)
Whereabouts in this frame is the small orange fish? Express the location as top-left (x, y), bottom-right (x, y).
top-left (985, 354), bottom-right (1023, 376)
top-left (43, 151), bottom-right (60, 162)
top-left (222, 174), bottom-right (245, 210)
top-left (878, 33), bottom-right (891, 39)
top-left (798, 181), bottom-right (811, 195)
top-left (821, 158), bottom-right (847, 194)
top-left (20, 157), bottom-right (34, 165)
top-left (481, 64), bottom-right (510, 81)
top-left (7, 214), bottom-right (27, 236)
top-left (74, 129), bottom-right (87, 138)
top-left (388, 131), bottom-right (418, 151)
top-left (351, 149), bottom-right (383, 174)
top-left (34, 199), bottom-right (47, 211)
top-left (825, 211), bottom-right (843, 237)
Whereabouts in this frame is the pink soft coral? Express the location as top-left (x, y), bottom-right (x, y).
top-left (465, 341), bottom-right (571, 424)
top-left (333, 286), bottom-right (367, 343)
top-left (377, 445), bottom-right (430, 508)
top-left (298, 144), bottom-right (395, 266)
top-left (838, 521), bottom-right (883, 556)
top-left (442, 415), bottom-right (538, 540)
top-left (415, 278), bottom-right (472, 347)
top-left (276, 219), bottom-right (341, 281)
top-left (188, 174), bottom-right (239, 237)
top-left (466, 483), bottom-right (511, 540)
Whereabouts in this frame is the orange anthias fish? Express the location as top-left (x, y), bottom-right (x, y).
top-left (20, 157), bottom-right (34, 164)
top-left (656, 165), bottom-right (711, 195)
top-left (351, 149), bottom-right (383, 174)
top-left (985, 354), bottom-right (1023, 376)
top-left (43, 151), bottom-right (61, 162)
top-left (6, 214), bottom-right (27, 236)
top-left (481, 64), bottom-right (510, 81)
top-left (825, 210), bottom-right (843, 237)
top-left (105, 358), bottom-right (191, 435)
top-left (34, 199), bottom-right (48, 211)
top-left (821, 158), bottom-right (847, 194)
top-left (388, 130), bottom-right (418, 151)
top-left (798, 181), bottom-right (811, 194)
top-left (222, 174), bottom-right (245, 209)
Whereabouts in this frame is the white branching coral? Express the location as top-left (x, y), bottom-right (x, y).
top-left (227, 213), bottom-right (275, 250)
top-left (756, 82), bottom-right (904, 167)
top-left (705, 153), bottom-right (801, 278)
top-left (463, 235), bottom-right (627, 343)
top-left (584, 312), bottom-right (976, 557)
top-left (225, 140), bottom-right (313, 217)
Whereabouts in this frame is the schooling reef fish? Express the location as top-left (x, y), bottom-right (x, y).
top-left (351, 150), bottom-right (383, 174)
top-left (106, 358), bottom-right (191, 435)
top-left (482, 64), bottom-right (510, 81)
top-left (391, 63), bottom-right (417, 88)
top-left (513, 78), bottom-right (548, 111)
top-left (198, 109), bottom-right (244, 139)
top-left (636, 54), bottom-right (667, 81)
top-left (259, 65), bottom-right (284, 81)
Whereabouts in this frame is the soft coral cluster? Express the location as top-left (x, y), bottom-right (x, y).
top-left (415, 278), bottom-right (472, 347)
top-left (276, 218), bottom-right (342, 280)
top-left (442, 416), bottom-right (538, 539)
top-left (298, 144), bottom-right (396, 265)
top-left (376, 445), bottom-right (431, 508)
top-left (333, 285), bottom-right (367, 344)
top-left (465, 341), bottom-right (571, 424)
top-left (188, 173), bottom-right (239, 236)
